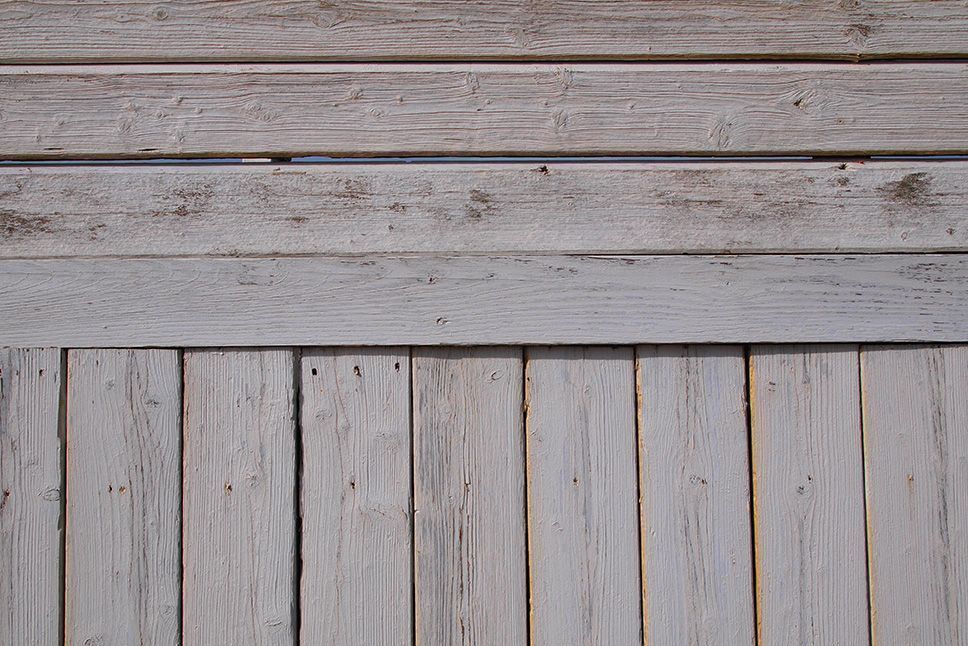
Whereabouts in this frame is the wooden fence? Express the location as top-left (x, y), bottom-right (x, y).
top-left (2, 2), bottom-right (967, 645)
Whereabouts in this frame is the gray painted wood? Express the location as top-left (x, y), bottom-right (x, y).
top-left (526, 346), bottom-right (641, 644)
top-left (2, 254), bottom-right (968, 346)
top-left (637, 345), bottom-right (754, 646)
top-left (182, 349), bottom-right (297, 646)
top-left (4, 1), bottom-right (967, 62)
top-left (862, 345), bottom-right (968, 645)
top-left (299, 348), bottom-right (412, 645)
top-left (3, 160), bottom-right (966, 258)
top-left (4, 63), bottom-right (968, 159)
top-left (0, 348), bottom-right (62, 645)
top-left (65, 349), bottom-right (181, 646)
top-left (750, 345), bottom-right (869, 645)
top-left (412, 347), bottom-right (527, 644)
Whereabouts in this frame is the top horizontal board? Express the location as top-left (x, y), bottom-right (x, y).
top-left (3, 1), bottom-right (968, 62)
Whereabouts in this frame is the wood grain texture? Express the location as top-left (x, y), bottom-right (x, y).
top-left (2, 254), bottom-right (968, 347)
top-left (750, 346), bottom-right (869, 645)
top-left (3, 1), bottom-right (968, 62)
top-left (0, 348), bottom-right (62, 645)
top-left (65, 349), bottom-right (181, 646)
top-left (526, 346), bottom-right (641, 644)
top-left (299, 348), bottom-right (412, 646)
top-left (412, 347), bottom-right (527, 644)
top-left (3, 63), bottom-right (968, 159)
top-left (182, 349), bottom-right (297, 646)
top-left (3, 160), bottom-right (967, 258)
top-left (637, 345), bottom-right (754, 646)
top-left (862, 345), bottom-right (968, 645)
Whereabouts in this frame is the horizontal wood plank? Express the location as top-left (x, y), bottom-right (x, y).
top-left (3, 1), bottom-right (968, 63)
top-left (2, 160), bottom-right (966, 257)
top-left (2, 63), bottom-right (967, 159)
top-left (1, 254), bottom-right (966, 346)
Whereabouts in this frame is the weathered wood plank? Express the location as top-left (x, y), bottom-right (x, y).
top-left (299, 348), bottom-right (412, 645)
top-left (526, 346), bottom-right (640, 644)
top-left (3, 63), bottom-right (967, 159)
top-left (412, 347), bottom-right (527, 643)
top-left (3, 160), bottom-right (966, 258)
top-left (65, 349), bottom-right (180, 646)
top-left (750, 345), bottom-right (869, 645)
top-left (1, 254), bottom-right (967, 347)
top-left (637, 345), bottom-right (754, 645)
top-left (3, 1), bottom-right (968, 63)
top-left (182, 349), bottom-right (297, 645)
top-left (0, 348), bottom-right (62, 645)
top-left (862, 345), bottom-right (968, 645)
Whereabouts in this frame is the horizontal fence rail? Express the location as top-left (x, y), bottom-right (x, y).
top-left (4, 63), bottom-right (968, 159)
top-left (1, 254), bottom-right (967, 346)
top-left (3, 345), bottom-right (966, 645)
top-left (2, 160), bottom-right (966, 257)
top-left (3, 0), bottom-right (968, 63)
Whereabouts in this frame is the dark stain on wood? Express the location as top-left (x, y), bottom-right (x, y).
top-left (0, 210), bottom-right (53, 238)
top-left (879, 172), bottom-right (937, 208)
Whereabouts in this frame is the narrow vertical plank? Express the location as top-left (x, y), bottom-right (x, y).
top-left (300, 348), bottom-right (412, 645)
top-left (637, 346), bottom-right (754, 645)
top-left (183, 349), bottom-right (297, 646)
top-left (750, 345), bottom-right (868, 645)
top-left (65, 349), bottom-right (181, 646)
top-left (412, 347), bottom-right (527, 644)
top-left (0, 348), bottom-right (63, 645)
top-left (526, 346), bottom-right (641, 644)
top-left (863, 345), bottom-right (968, 645)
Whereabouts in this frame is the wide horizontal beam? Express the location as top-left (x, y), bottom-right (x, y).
top-left (3, 63), bottom-right (967, 159)
top-left (3, 1), bottom-right (967, 63)
top-left (2, 161), bottom-right (965, 257)
top-left (1, 255), bottom-right (966, 346)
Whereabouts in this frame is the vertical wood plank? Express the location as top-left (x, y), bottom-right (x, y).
top-left (526, 346), bottom-right (641, 644)
top-left (412, 347), bottom-right (527, 644)
top-left (183, 349), bottom-right (297, 646)
top-left (863, 345), bottom-right (968, 645)
top-left (300, 348), bottom-right (412, 645)
top-left (637, 345), bottom-right (754, 645)
top-left (750, 345), bottom-right (868, 645)
top-left (0, 348), bottom-right (63, 645)
top-left (66, 349), bottom-right (181, 646)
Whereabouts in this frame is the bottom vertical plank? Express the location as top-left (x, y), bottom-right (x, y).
top-left (412, 347), bottom-right (528, 644)
top-left (300, 348), bottom-right (412, 645)
top-left (637, 345), bottom-right (755, 645)
top-left (182, 349), bottom-right (297, 646)
top-left (0, 348), bottom-right (63, 645)
top-left (863, 345), bottom-right (968, 645)
top-left (66, 349), bottom-right (181, 646)
top-left (526, 346), bottom-right (641, 644)
top-left (751, 345), bottom-right (868, 645)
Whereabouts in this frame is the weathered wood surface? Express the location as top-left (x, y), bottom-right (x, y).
top-left (2, 254), bottom-right (968, 346)
top-left (4, 1), bottom-right (968, 63)
top-left (4, 63), bottom-right (968, 159)
top-left (182, 349), bottom-right (297, 645)
top-left (637, 345), bottom-right (755, 645)
top-left (66, 349), bottom-right (181, 646)
top-left (3, 160), bottom-right (966, 258)
top-left (0, 348), bottom-right (62, 645)
top-left (750, 346), bottom-right (869, 645)
top-left (862, 345), bottom-right (968, 645)
top-left (526, 347), bottom-right (641, 644)
top-left (300, 348), bottom-right (412, 645)
top-left (412, 347), bottom-right (527, 643)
